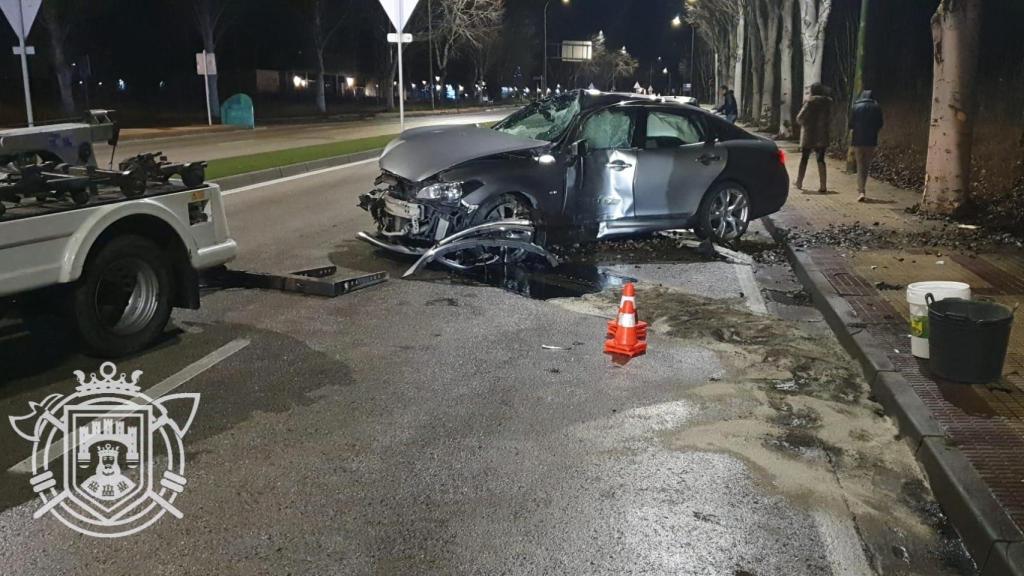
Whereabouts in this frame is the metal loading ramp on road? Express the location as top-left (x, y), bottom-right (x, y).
top-left (203, 265), bottom-right (387, 298)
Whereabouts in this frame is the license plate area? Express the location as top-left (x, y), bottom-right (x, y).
top-left (384, 195), bottom-right (422, 220)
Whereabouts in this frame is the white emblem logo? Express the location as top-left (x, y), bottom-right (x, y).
top-left (9, 362), bottom-right (199, 538)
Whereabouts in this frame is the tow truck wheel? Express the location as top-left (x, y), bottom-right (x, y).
top-left (72, 235), bottom-right (174, 357)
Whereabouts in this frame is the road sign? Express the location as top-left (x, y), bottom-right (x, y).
top-left (378, 0), bottom-right (419, 31)
top-left (0, 0), bottom-right (40, 40)
top-left (560, 40), bottom-right (593, 63)
top-left (387, 32), bottom-right (413, 43)
top-left (196, 52), bottom-right (217, 76)
top-left (196, 51), bottom-right (217, 126)
top-left (1, 0), bottom-right (41, 126)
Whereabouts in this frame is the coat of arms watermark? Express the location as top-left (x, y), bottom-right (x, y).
top-left (9, 362), bottom-right (199, 538)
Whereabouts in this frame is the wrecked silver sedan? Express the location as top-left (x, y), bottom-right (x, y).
top-left (358, 90), bottom-right (789, 271)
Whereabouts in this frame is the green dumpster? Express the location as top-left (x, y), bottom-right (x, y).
top-left (221, 93), bottom-right (255, 129)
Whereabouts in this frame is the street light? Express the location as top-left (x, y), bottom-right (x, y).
top-left (671, 15), bottom-right (682, 28)
top-left (543, 0), bottom-right (570, 94)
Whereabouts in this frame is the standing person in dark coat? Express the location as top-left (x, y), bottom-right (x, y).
top-left (849, 90), bottom-right (884, 202)
top-left (795, 82), bottom-right (833, 193)
top-left (714, 85), bottom-right (738, 124)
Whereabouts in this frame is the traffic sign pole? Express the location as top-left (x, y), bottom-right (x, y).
top-left (397, 0), bottom-right (405, 131)
top-left (202, 50), bottom-right (212, 126)
top-left (16, 0), bottom-right (32, 126)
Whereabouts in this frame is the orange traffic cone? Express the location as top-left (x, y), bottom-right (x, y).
top-left (604, 299), bottom-right (647, 364)
top-left (607, 283), bottom-right (647, 341)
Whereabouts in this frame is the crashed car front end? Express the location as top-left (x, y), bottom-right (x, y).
top-left (358, 171), bottom-right (479, 254)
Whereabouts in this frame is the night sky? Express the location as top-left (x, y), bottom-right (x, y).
top-left (0, 0), bottom-right (691, 118)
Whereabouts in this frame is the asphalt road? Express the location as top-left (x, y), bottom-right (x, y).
top-left (95, 109), bottom-right (513, 165)
top-left (0, 159), bottom-right (974, 574)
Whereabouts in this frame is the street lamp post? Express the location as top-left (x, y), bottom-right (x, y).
top-left (543, 0), bottom-right (569, 94)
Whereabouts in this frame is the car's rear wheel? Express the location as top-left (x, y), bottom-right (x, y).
top-left (695, 182), bottom-right (750, 243)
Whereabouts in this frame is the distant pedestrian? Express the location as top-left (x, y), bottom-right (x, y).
top-left (795, 82), bottom-right (833, 193)
top-left (849, 90), bottom-right (884, 202)
top-left (714, 85), bottom-right (738, 124)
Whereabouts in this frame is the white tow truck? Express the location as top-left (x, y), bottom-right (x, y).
top-left (0, 181), bottom-right (236, 357)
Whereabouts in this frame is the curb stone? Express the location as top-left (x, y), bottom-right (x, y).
top-left (762, 214), bottom-right (1024, 574)
top-left (211, 149), bottom-right (383, 191)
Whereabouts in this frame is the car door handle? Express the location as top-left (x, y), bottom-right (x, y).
top-left (697, 153), bottom-right (720, 164)
top-left (606, 160), bottom-right (633, 171)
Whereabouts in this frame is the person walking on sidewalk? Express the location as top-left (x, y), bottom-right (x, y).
top-left (849, 90), bottom-right (884, 202)
top-left (715, 85), bottom-right (738, 124)
top-left (795, 83), bottom-right (833, 193)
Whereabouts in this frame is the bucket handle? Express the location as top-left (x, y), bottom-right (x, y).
top-left (924, 292), bottom-right (971, 321)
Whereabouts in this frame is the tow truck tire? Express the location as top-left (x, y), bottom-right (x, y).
top-left (72, 235), bottom-right (174, 357)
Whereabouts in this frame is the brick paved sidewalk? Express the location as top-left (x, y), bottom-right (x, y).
top-left (765, 136), bottom-right (1024, 573)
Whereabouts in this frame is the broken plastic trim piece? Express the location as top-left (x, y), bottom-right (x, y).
top-left (356, 231), bottom-right (428, 255)
top-left (402, 219), bottom-right (559, 277)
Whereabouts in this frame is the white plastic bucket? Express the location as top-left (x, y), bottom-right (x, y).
top-left (906, 281), bottom-right (971, 358)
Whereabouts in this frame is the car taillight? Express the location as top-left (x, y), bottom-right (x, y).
top-left (776, 148), bottom-right (786, 166)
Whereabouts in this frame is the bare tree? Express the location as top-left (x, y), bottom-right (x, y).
top-left (798, 0), bottom-right (832, 94)
top-left (297, 0), bottom-right (349, 114)
top-left (745, 1), bottom-right (762, 124)
top-left (41, 0), bottom-right (77, 116)
top-left (751, 0), bottom-right (781, 130)
top-left (191, 0), bottom-right (232, 120)
top-left (777, 0), bottom-right (796, 138)
top-left (685, 0), bottom-right (742, 106)
top-left (430, 0), bottom-right (504, 104)
top-left (922, 0), bottom-right (983, 214)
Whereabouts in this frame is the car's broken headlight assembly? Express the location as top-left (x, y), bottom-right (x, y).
top-left (416, 181), bottom-right (464, 201)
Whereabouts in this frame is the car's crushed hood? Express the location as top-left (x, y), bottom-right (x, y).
top-left (379, 124), bottom-right (548, 182)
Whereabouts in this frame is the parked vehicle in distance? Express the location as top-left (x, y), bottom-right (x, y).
top-left (359, 90), bottom-right (788, 262)
top-left (0, 180), bottom-right (236, 357)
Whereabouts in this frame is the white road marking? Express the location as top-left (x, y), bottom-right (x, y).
top-left (735, 264), bottom-right (769, 315)
top-left (221, 157), bottom-right (379, 197)
top-left (8, 338), bottom-right (250, 474)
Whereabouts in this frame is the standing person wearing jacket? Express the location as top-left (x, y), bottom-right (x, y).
top-left (849, 90), bottom-right (884, 202)
top-left (795, 83), bottom-right (833, 193)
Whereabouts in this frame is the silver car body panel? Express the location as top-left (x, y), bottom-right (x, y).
top-left (379, 124), bottom-right (548, 182)
top-left (633, 143), bottom-right (728, 218)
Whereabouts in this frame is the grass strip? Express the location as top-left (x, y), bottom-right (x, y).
top-left (205, 133), bottom-right (396, 180)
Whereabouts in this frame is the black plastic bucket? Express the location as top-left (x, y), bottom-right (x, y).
top-left (926, 294), bottom-right (1015, 383)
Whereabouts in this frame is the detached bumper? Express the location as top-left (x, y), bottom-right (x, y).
top-left (355, 231), bottom-right (427, 255)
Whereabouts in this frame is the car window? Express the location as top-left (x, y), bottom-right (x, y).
top-left (581, 109), bottom-right (635, 150)
top-left (492, 93), bottom-right (580, 142)
top-left (644, 111), bottom-right (705, 149)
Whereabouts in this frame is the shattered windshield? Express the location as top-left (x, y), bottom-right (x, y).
top-left (492, 93), bottom-right (580, 142)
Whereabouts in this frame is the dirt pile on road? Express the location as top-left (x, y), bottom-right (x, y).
top-left (554, 286), bottom-right (973, 575)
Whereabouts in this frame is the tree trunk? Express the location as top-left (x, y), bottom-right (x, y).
top-left (41, 5), bottom-right (75, 116)
top-left (733, 13), bottom-right (745, 114)
top-left (758, 2), bottom-right (781, 131)
top-left (845, 0), bottom-right (871, 171)
top-left (778, 0), bottom-right (795, 138)
top-left (315, 49), bottom-right (327, 114)
top-left (922, 0), bottom-right (982, 215)
top-left (746, 7), bottom-right (762, 125)
top-left (799, 0), bottom-right (832, 95)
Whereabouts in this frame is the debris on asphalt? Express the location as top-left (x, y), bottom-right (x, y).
top-left (874, 281), bottom-right (904, 291)
top-left (541, 344), bottom-right (570, 350)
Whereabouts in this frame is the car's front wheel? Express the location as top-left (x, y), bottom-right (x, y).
top-left (695, 182), bottom-right (750, 243)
